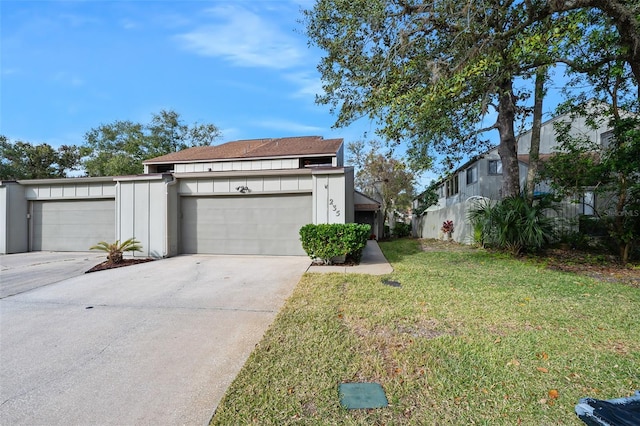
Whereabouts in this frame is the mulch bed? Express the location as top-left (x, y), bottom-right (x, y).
top-left (86, 258), bottom-right (155, 273)
top-left (526, 248), bottom-right (640, 288)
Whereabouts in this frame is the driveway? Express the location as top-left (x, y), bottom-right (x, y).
top-left (0, 253), bottom-right (311, 425)
top-left (0, 251), bottom-right (105, 298)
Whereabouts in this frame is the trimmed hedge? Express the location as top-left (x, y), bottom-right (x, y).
top-left (299, 223), bottom-right (371, 265)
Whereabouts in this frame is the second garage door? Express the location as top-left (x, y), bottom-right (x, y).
top-left (31, 199), bottom-right (115, 251)
top-left (181, 194), bottom-right (312, 255)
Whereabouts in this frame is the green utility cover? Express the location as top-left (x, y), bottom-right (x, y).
top-left (339, 382), bottom-right (388, 409)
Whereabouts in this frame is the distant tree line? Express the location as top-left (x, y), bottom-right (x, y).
top-left (0, 109), bottom-right (222, 179)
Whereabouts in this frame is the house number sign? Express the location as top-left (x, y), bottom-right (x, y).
top-left (329, 198), bottom-right (341, 217)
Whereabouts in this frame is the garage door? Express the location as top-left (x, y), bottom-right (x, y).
top-left (31, 200), bottom-right (115, 251)
top-left (181, 194), bottom-right (312, 255)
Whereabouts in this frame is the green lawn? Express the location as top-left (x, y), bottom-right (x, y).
top-left (211, 239), bottom-right (639, 425)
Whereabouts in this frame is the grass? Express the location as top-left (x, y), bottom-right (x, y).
top-left (210, 238), bottom-right (640, 425)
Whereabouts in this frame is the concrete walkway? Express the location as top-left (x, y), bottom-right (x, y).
top-left (306, 240), bottom-right (393, 275)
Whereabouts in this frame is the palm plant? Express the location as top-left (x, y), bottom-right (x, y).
top-left (468, 194), bottom-right (557, 255)
top-left (90, 238), bottom-right (142, 264)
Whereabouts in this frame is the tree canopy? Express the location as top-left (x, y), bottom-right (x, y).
top-left (540, 7), bottom-right (640, 263)
top-left (348, 140), bottom-right (415, 225)
top-left (0, 135), bottom-right (82, 180)
top-left (304, 0), bottom-right (639, 197)
top-left (82, 109), bottom-right (222, 176)
top-left (1, 110), bottom-right (222, 178)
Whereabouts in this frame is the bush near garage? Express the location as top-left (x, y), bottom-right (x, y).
top-left (299, 223), bottom-right (371, 264)
top-left (392, 222), bottom-right (411, 238)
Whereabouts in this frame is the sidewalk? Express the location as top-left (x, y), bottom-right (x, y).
top-left (306, 240), bottom-right (393, 275)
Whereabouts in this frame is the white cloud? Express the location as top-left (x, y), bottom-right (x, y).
top-left (58, 13), bottom-right (101, 28)
top-left (285, 72), bottom-right (324, 99)
top-left (175, 5), bottom-right (305, 69)
top-left (2, 67), bottom-right (20, 76)
top-left (252, 118), bottom-right (324, 133)
top-left (52, 71), bottom-right (84, 87)
top-left (119, 18), bottom-right (138, 30)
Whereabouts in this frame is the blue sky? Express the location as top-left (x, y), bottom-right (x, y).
top-left (1, 1), bottom-right (381, 149)
top-left (1, 0), bottom-right (572, 186)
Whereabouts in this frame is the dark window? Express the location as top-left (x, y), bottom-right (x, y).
top-left (300, 157), bottom-right (333, 168)
top-left (446, 175), bottom-right (459, 197)
top-left (156, 164), bottom-right (174, 173)
top-left (600, 130), bottom-right (614, 149)
top-left (488, 160), bottom-right (502, 175)
top-left (466, 166), bottom-right (478, 185)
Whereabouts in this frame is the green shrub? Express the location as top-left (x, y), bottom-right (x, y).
top-left (299, 223), bottom-right (371, 264)
top-left (468, 194), bottom-right (557, 255)
top-left (392, 222), bottom-right (411, 238)
top-left (90, 237), bottom-right (142, 264)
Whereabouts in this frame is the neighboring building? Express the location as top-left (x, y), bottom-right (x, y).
top-left (354, 191), bottom-right (383, 239)
top-left (1, 136), bottom-right (376, 256)
top-left (412, 111), bottom-right (612, 243)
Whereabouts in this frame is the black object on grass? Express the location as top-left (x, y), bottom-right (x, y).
top-left (576, 391), bottom-right (640, 426)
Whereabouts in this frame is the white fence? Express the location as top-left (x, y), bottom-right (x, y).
top-left (412, 197), bottom-right (490, 244)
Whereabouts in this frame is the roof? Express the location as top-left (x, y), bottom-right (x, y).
top-left (354, 190), bottom-right (381, 211)
top-left (143, 136), bottom-right (343, 164)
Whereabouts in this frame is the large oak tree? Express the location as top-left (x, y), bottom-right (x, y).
top-left (304, 0), bottom-right (639, 197)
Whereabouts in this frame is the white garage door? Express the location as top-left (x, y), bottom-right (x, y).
top-left (181, 194), bottom-right (312, 255)
top-left (31, 200), bottom-right (115, 251)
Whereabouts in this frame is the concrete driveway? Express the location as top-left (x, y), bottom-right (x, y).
top-left (0, 251), bottom-right (106, 298)
top-left (0, 253), bottom-right (311, 425)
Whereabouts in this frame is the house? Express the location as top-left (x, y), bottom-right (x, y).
top-left (412, 111), bottom-right (613, 243)
top-left (1, 136), bottom-right (376, 257)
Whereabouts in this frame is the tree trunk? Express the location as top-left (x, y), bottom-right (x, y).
top-left (621, 242), bottom-right (630, 265)
top-left (526, 67), bottom-right (547, 205)
top-left (496, 78), bottom-right (521, 198)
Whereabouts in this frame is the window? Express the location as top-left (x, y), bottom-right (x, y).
top-left (600, 130), bottom-right (614, 149)
top-left (466, 166), bottom-right (478, 185)
top-left (300, 157), bottom-right (333, 168)
top-left (156, 164), bottom-right (174, 173)
top-left (581, 191), bottom-right (595, 216)
top-left (446, 175), bottom-right (459, 197)
top-left (488, 160), bottom-right (502, 175)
